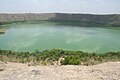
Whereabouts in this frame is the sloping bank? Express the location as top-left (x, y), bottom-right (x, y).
top-left (0, 13), bottom-right (120, 27)
top-left (0, 49), bottom-right (120, 66)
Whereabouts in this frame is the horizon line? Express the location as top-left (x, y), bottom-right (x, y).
top-left (0, 12), bottom-right (120, 15)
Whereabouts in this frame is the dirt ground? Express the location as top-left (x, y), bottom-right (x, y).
top-left (0, 62), bottom-right (120, 80)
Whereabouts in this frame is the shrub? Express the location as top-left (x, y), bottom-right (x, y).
top-left (61, 56), bottom-right (80, 65)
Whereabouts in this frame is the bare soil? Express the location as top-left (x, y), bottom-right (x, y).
top-left (0, 62), bottom-right (120, 80)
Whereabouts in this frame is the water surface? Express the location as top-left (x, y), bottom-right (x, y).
top-left (0, 21), bottom-right (120, 53)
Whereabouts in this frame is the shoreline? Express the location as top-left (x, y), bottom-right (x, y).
top-left (0, 49), bottom-right (120, 66)
top-left (0, 13), bottom-right (120, 27)
top-left (0, 29), bottom-right (5, 34)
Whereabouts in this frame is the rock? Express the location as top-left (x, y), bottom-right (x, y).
top-left (31, 70), bottom-right (41, 75)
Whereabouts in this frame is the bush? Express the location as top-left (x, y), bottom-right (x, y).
top-left (61, 56), bottom-right (80, 65)
top-left (0, 49), bottom-right (120, 65)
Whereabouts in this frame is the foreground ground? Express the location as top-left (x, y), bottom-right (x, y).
top-left (0, 62), bottom-right (120, 80)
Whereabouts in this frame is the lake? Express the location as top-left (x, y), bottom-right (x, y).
top-left (0, 21), bottom-right (120, 53)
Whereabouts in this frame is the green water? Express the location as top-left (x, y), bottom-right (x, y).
top-left (0, 21), bottom-right (120, 53)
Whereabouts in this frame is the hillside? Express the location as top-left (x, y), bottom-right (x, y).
top-left (0, 13), bottom-right (120, 26)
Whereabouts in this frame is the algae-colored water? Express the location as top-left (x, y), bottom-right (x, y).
top-left (0, 21), bottom-right (120, 53)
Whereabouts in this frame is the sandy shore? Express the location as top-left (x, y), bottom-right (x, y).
top-left (0, 62), bottom-right (120, 80)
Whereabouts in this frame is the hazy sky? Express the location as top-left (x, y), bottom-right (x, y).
top-left (0, 0), bottom-right (120, 14)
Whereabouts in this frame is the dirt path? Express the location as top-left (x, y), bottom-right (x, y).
top-left (0, 62), bottom-right (120, 80)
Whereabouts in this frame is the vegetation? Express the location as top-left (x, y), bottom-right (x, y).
top-left (0, 49), bottom-right (120, 66)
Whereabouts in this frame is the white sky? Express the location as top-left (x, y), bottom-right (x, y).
top-left (0, 0), bottom-right (120, 14)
